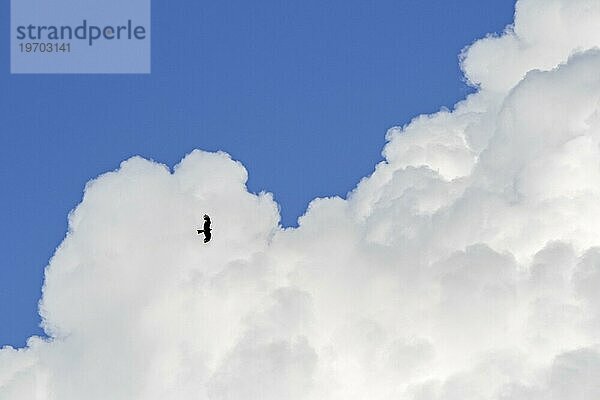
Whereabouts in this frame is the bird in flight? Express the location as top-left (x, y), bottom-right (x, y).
top-left (197, 214), bottom-right (212, 243)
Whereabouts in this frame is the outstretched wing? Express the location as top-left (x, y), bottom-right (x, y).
top-left (203, 217), bottom-right (211, 231)
top-left (204, 229), bottom-right (211, 242)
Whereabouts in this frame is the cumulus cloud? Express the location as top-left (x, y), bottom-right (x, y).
top-left (3, 0), bottom-right (600, 398)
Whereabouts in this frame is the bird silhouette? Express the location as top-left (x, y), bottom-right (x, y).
top-left (197, 214), bottom-right (212, 243)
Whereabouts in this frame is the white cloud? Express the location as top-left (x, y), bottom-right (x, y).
top-left (3, 0), bottom-right (600, 398)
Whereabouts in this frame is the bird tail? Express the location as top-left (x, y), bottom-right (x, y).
top-left (197, 230), bottom-right (204, 234)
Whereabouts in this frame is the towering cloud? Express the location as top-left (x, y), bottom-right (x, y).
top-left (3, 0), bottom-right (600, 398)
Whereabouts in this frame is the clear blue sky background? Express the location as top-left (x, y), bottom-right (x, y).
top-left (0, 1), bottom-right (515, 347)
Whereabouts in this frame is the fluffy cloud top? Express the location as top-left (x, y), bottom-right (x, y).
top-left (3, 0), bottom-right (600, 399)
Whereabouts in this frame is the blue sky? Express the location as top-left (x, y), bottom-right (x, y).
top-left (0, 1), bottom-right (514, 347)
